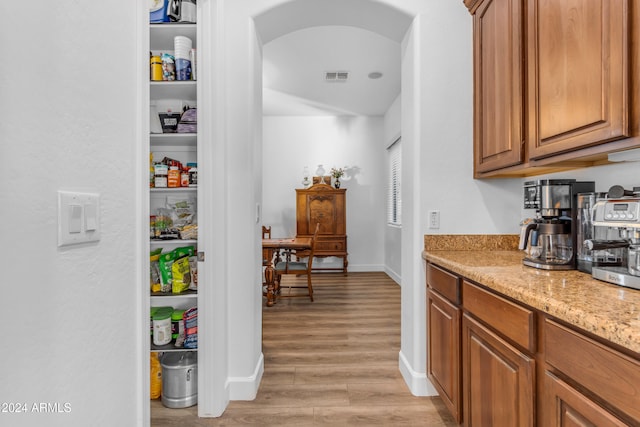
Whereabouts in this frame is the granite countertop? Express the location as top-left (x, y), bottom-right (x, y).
top-left (423, 235), bottom-right (640, 355)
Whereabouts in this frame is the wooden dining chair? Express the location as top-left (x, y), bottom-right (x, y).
top-left (262, 226), bottom-right (273, 288)
top-left (262, 225), bottom-right (272, 265)
top-left (274, 223), bottom-right (319, 302)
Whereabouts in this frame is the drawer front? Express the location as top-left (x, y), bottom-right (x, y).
top-left (426, 263), bottom-right (461, 305)
top-left (545, 319), bottom-right (640, 421)
top-left (462, 281), bottom-right (535, 352)
top-left (315, 239), bottom-right (346, 252)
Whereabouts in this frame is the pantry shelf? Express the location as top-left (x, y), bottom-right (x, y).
top-left (150, 338), bottom-right (197, 353)
top-left (150, 81), bottom-right (197, 100)
top-left (150, 133), bottom-right (197, 147)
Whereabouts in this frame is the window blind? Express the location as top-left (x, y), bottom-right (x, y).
top-left (387, 138), bottom-right (401, 225)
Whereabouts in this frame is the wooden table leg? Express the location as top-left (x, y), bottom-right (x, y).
top-left (265, 263), bottom-right (275, 307)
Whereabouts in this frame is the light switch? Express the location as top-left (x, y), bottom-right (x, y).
top-left (58, 190), bottom-right (101, 247)
top-left (85, 203), bottom-right (97, 231)
top-left (69, 204), bottom-right (83, 233)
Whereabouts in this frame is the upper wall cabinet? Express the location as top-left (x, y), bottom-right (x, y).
top-left (466, 0), bottom-right (638, 178)
top-left (527, 0), bottom-right (630, 160)
top-left (471, 0), bottom-right (525, 174)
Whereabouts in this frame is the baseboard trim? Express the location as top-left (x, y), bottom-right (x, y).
top-left (384, 266), bottom-right (401, 285)
top-left (228, 353), bottom-right (264, 400)
top-left (398, 350), bottom-right (438, 397)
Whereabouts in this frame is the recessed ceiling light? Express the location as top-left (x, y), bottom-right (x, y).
top-left (368, 72), bottom-right (383, 79)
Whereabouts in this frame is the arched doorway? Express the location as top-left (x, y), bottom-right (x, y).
top-left (193, 0), bottom-right (447, 418)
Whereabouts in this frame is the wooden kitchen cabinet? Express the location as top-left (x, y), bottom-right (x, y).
top-left (465, 0), bottom-right (638, 178)
top-left (469, 0), bottom-right (525, 174)
top-left (295, 183), bottom-right (347, 273)
top-left (462, 281), bottom-right (535, 427)
top-left (542, 319), bottom-right (640, 426)
top-left (543, 372), bottom-right (629, 427)
top-left (527, 0), bottom-right (630, 160)
top-left (425, 261), bottom-right (640, 426)
top-left (426, 264), bottom-right (462, 423)
top-left (462, 314), bottom-right (535, 427)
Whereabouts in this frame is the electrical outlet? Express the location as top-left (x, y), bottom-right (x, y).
top-left (428, 210), bottom-right (440, 229)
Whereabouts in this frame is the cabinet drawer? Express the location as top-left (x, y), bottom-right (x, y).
top-left (426, 264), bottom-right (460, 305)
top-left (315, 240), bottom-right (345, 252)
top-left (545, 319), bottom-right (640, 421)
top-left (462, 281), bottom-right (535, 352)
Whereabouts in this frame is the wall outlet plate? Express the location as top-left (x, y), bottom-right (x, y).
top-left (428, 210), bottom-right (440, 229)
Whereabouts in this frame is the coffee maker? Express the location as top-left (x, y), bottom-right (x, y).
top-left (588, 186), bottom-right (640, 290)
top-left (519, 179), bottom-right (595, 270)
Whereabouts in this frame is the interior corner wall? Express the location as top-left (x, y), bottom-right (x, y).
top-left (262, 115), bottom-right (387, 272)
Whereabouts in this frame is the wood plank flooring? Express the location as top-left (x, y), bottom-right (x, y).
top-left (151, 272), bottom-right (457, 426)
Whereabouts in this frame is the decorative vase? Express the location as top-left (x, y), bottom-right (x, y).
top-left (316, 164), bottom-right (326, 184)
top-left (334, 178), bottom-right (341, 189)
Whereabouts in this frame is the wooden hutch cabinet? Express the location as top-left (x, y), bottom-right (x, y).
top-left (295, 183), bottom-right (348, 274)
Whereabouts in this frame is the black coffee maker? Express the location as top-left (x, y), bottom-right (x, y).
top-left (519, 179), bottom-right (595, 270)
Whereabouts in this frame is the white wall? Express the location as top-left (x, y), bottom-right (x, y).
top-left (0, 2), bottom-right (143, 426)
top-left (262, 115), bottom-right (387, 271)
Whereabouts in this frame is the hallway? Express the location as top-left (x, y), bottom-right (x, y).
top-left (151, 272), bottom-right (456, 426)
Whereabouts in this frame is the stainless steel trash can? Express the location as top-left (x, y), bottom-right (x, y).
top-left (160, 351), bottom-right (197, 408)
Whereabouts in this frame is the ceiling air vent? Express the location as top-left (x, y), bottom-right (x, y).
top-left (325, 71), bottom-right (349, 82)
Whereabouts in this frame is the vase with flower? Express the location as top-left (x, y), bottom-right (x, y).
top-left (330, 167), bottom-right (346, 189)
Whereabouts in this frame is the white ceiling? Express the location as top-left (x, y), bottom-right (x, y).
top-left (262, 26), bottom-right (401, 116)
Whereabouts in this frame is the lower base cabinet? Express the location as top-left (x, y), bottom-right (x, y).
top-left (543, 372), bottom-right (629, 427)
top-left (426, 261), bottom-right (640, 426)
top-left (462, 313), bottom-right (535, 427)
top-left (427, 289), bottom-right (461, 423)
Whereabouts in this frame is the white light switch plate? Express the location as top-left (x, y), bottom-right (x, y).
top-left (58, 191), bottom-right (101, 247)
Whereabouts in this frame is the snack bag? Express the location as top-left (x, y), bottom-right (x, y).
top-left (158, 250), bottom-right (177, 292)
top-left (183, 307), bottom-right (198, 349)
top-left (150, 248), bottom-right (163, 292)
top-left (150, 353), bottom-right (162, 399)
top-left (171, 246), bottom-right (195, 293)
top-left (171, 255), bottom-right (191, 293)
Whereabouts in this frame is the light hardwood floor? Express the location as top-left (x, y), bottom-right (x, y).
top-left (151, 271), bottom-right (457, 426)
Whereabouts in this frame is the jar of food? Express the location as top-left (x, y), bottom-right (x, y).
top-left (153, 307), bottom-right (173, 346)
top-left (180, 171), bottom-right (190, 187)
top-left (154, 164), bottom-right (168, 188)
top-left (168, 166), bottom-right (180, 188)
top-left (189, 167), bottom-right (197, 187)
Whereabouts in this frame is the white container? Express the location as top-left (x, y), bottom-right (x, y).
top-left (152, 307), bottom-right (172, 346)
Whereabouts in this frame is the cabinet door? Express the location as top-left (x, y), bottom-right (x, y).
top-left (296, 187), bottom-right (346, 236)
top-left (462, 313), bottom-right (535, 427)
top-left (472, 0), bottom-right (525, 174)
top-left (428, 289), bottom-right (461, 423)
top-left (527, 0), bottom-right (630, 159)
top-left (543, 372), bottom-right (628, 427)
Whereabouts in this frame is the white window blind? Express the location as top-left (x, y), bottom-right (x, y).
top-left (387, 138), bottom-right (401, 225)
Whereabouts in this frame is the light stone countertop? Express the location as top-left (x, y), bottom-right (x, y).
top-left (423, 236), bottom-right (640, 356)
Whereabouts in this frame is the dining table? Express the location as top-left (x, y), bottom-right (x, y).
top-left (262, 236), bottom-right (312, 306)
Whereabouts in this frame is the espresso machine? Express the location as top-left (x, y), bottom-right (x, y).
top-left (519, 179), bottom-right (595, 270)
top-left (587, 185), bottom-right (640, 290)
